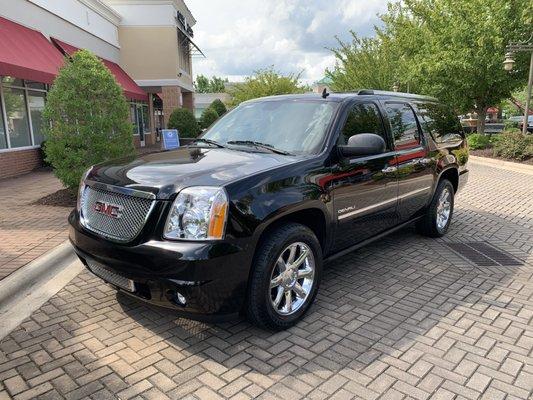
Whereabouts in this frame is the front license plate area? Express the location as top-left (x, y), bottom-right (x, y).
top-left (86, 260), bottom-right (135, 292)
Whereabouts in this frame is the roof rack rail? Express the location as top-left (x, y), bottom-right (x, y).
top-left (357, 89), bottom-right (374, 95)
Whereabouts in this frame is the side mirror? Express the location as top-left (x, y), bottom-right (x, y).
top-left (338, 133), bottom-right (386, 157)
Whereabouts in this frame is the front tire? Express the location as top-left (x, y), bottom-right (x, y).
top-left (246, 223), bottom-right (322, 330)
top-left (416, 179), bottom-right (455, 237)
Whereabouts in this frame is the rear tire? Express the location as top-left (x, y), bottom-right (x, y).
top-left (246, 223), bottom-right (322, 330)
top-left (416, 179), bottom-right (454, 238)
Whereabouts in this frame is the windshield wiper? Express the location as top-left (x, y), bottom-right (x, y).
top-left (226, 140), bottom-right (292, 155)
top-left (189, 138), bottom-right (226, 148)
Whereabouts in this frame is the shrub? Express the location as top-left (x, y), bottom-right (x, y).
top-left (504, 119), bottom-right (520, 130)
top-left (209, 99), bottom-right (227, 116)
top-left (168, 108), bottom-right (200, 138)
top-left (200, 107), bottom-right (219, 129)
top-left (492, 129), bottom-right (533, 161)
top-left (467, 133), bottom-right (491, 150)
top-left (43, 50), bottom-right (134, 189)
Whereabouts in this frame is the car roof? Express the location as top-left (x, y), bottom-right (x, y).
top-left (243, 90), bottom-right (438, 104)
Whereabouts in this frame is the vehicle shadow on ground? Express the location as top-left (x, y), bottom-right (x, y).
top-left (110, 207), bottom-right (526, 383)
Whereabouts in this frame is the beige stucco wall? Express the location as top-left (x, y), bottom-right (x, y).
top-left (118, 26), bottom-right (179, 80)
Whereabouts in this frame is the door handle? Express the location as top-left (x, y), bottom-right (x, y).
top-left (381, 166), bottom-right (397, 173)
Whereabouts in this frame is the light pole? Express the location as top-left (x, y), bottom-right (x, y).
top-left (504, 35), bottom-right (533, 135)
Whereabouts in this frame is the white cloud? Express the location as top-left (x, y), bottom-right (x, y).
top-left (187, 0), bottom-right (388, 83)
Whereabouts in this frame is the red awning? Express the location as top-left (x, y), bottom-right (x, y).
top-left (51, 38), bottom-right (148, 101)
top-left (0, 16), bottom-right (64, 84)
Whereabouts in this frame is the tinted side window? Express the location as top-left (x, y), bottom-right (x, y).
top-left (384, 103), bottom-right (420, 150)
top-left (339, 103), bottom-right (386, 145)
top-left (415, 102), bottom-right (464, 143)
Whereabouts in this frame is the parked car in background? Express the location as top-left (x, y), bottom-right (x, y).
top-left (507, 115), bottom-right (533, 132)
top-left (69, 90), bottom-right (469, 330)
top-left (521, 115), bottom-right (533, 133)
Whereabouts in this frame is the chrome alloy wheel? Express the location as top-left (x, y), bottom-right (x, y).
top-left (436, 187), bottom-right (452, 230)
top-left (269, 242), bottom-right (315, 315)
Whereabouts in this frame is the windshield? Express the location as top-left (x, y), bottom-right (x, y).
top-left (201, 100), bottom-right (338, 154)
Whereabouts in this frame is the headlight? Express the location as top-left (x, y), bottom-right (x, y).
top-left (164, 187), bottom-right (228, 240)
top-left (76, 167), bottom-right (92, 211)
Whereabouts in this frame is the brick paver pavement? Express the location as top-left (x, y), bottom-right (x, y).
top-left (0, 162), bottom-right (532, 399)
top-left (0, 170), bottom-right (70, 280)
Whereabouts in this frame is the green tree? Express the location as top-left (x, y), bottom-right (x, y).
top-left (328, 0), bottom-right (531, 134)
top-left (209, 77), bottom-right (227, 92)
top-left (200, 107), bottom-right (219, 129)
top-left (43, 50), bottom-right (134, 189)
top-left (327, 33), bottom-right (412, 92)
top-left (229, 67), bottom-right (307, 106)
top-left (209, 99), bottom-right (227, 116)
top-left (194, 74), bottom-right (210, 93)
top-left (168, 108), bottom-right (200, 138)
top-left (380, 0), bottom-right (531, 133)
top-left (194, 74), bottom-right (228, 93)
top-left (500, 86), bottom-right (529, 117)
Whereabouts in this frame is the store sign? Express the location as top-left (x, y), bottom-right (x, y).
top-left (162, 129), bottom-right (180, 150)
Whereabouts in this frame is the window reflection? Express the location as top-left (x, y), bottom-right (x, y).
top-left (339, 103), bottom-right (386, 145)
top-left (385, 103), bottom-right (420, 149)
top-left (203, 100), bottom-right (337, 154)
top-left (415, 102), bottom-right (463, 143)
top-left (28, 91), bottom-right (46, 145)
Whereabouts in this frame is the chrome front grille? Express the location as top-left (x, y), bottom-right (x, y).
top-left (80, 182), bottom-right (155, 242)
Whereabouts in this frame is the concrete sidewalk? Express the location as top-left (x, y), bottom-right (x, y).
top-left (0, 170), bottom-right (71, 280)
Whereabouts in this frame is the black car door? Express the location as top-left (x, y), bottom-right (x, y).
top-left (382, 102), bottom-right (434, 221)
top-left (330, 101), bottom-right (399, 252)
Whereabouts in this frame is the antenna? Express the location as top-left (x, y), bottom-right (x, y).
top-left (321, 88), bottom-right (330, 99)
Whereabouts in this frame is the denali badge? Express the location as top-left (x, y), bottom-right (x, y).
top-left (94, 201), bottom-right (123, 219)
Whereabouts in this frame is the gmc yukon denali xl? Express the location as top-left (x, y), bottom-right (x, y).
top-left (69, 90), bottom-right (469, 330)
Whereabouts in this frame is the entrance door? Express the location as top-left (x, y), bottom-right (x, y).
top-left (136, 104), bottom-right (145, 147)
top-left (331, 101), bottom-right (399, 252)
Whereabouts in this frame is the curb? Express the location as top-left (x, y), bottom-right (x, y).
top-left (469, 155), bottom-right (533, 176)
top-left (0, 240), bottom-right (77, 308)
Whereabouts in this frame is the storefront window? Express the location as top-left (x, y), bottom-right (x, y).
top-left (28, 91), bottom-right (46, 145)
top-left (3, 87), bottom-right (31, 148)
top-left (1, 77), bottom-right (24, 87)
top-left (25, 81), bottom-right (46, 90)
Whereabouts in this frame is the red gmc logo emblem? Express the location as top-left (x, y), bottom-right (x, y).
top-left (94, 201), bottom-right (123, 219)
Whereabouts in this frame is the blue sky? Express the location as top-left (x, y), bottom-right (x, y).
top-left (188, 0), bottom-right (389, 84)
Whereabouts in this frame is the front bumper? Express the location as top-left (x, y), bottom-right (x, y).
top-left (68, 211), bottom-right (252, 320)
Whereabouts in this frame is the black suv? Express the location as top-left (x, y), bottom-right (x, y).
top-left (69, 90), bottom-right (469, 330)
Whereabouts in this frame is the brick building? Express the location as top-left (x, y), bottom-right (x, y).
top-left (0, 0), bottom-right (201, 179)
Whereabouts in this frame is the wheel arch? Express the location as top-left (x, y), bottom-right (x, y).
top-left (253, 206), bottom-right (329, 254)
top-left (438, 167), bottom-right (459, 193)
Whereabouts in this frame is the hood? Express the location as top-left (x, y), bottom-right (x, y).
top-left (87, 147), bottom-right (305, 199)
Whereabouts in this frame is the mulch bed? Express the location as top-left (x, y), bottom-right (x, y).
top-left (34, 188), bottom-right (77, 208)
top-left (470, 149), bottom-right (533, 165)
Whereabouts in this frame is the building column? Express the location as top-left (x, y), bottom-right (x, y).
top-left (182, 92), bottom-right (194, 112)
top-left (161, 86), bottom-right (182, 128)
